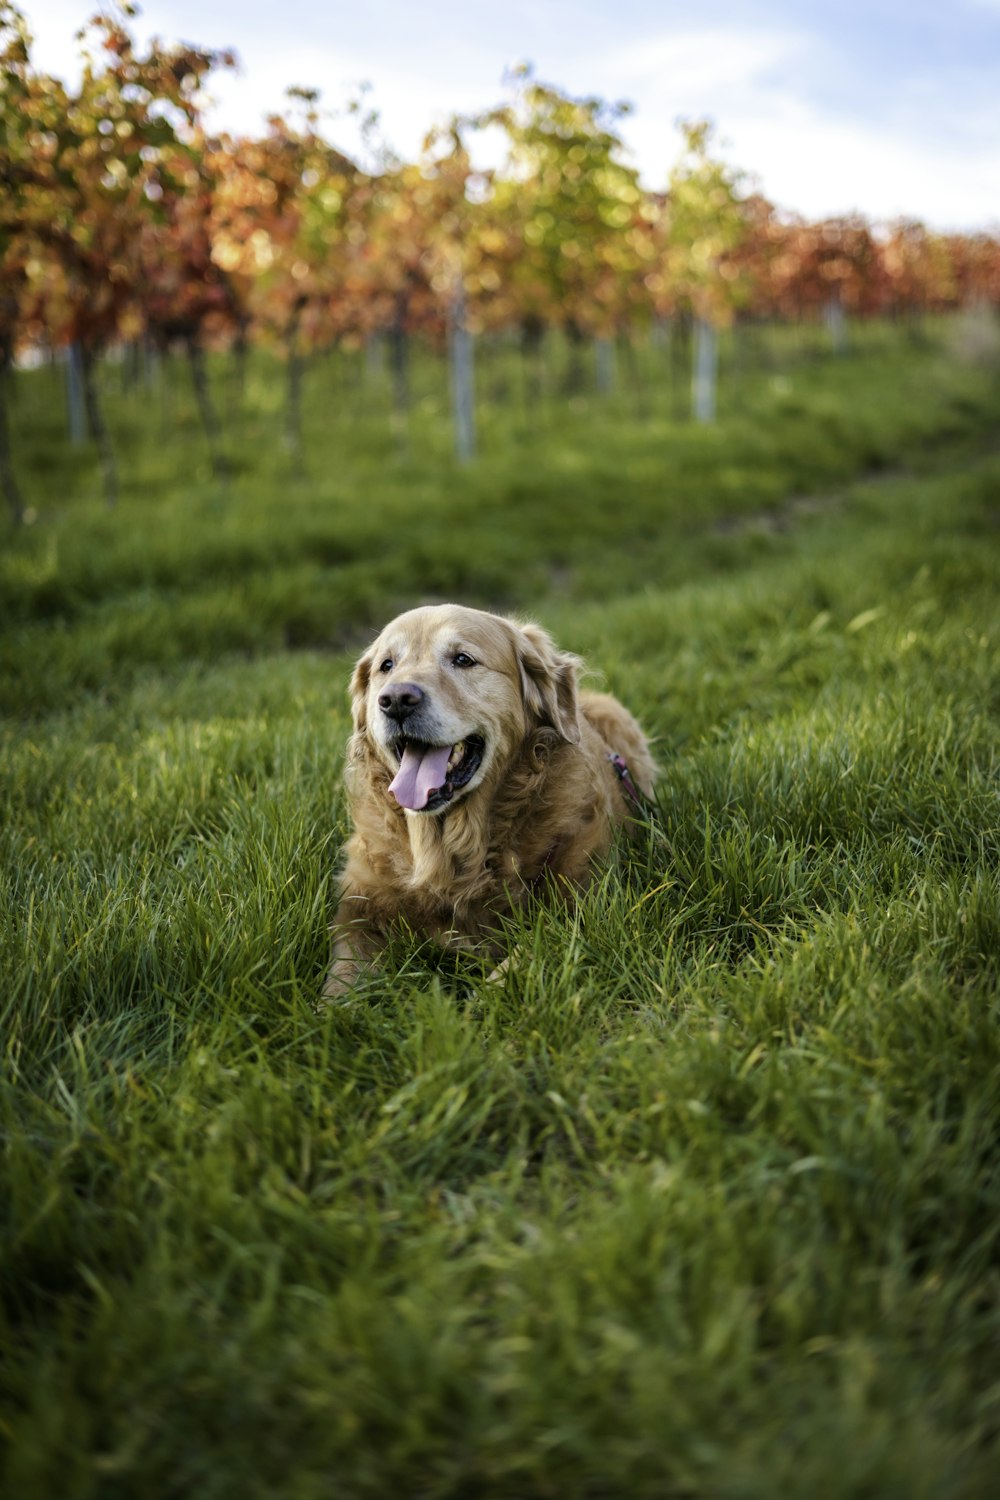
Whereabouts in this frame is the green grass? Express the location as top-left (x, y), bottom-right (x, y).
top-left (2, 318), bottom-right (1000, 1497)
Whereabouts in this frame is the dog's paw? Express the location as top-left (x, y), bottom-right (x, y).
top-left (486, 948), bottom-right (521, 985)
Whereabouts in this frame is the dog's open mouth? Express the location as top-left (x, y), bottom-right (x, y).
top-left (388, 735), bottom-right (485, 812)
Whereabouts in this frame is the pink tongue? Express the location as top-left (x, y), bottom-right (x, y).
top-left (389, 744), bottom-right (453, 810)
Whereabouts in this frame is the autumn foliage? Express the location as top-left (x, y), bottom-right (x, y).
top-left (2, 4), bottom-right (998, 367)
top-left (3, 3), bottom-right (996, 515)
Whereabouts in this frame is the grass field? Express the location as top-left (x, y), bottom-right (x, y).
top-left (2, 319), bottom-right (1000, 1497)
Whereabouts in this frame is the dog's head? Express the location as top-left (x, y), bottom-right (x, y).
top-left (349, 604), bottom-right (581, 815)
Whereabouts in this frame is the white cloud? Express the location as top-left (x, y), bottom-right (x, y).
top-left (19, 2), bottom-right (1000, 230)
top-left (601, 26), bottom-right (811, 100)
top-left (20, 0), bottom-right (87, 80)
top-left (726, 105), bottom-right (1000, 228)
top-left (198, 36), bottom-right (505, 166)
top-left (584, 26), bottom-right (999, 228)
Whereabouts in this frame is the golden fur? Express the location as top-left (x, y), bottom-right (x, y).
top-left (323, 603), bottom-right (656, 997)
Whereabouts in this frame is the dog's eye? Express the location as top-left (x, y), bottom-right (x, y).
top-left (379, 658), bottom-right (393, 673)
top-left (452, 653), bottom-right (477, 669)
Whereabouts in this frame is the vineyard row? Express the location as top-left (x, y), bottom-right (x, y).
top-left (2, 5), bottom-right (999, 514)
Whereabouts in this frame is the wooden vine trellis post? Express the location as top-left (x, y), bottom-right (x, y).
top-left (448, 274), bottom-right (476, 464)
top-left (692, 318), bottom-right (718, 424)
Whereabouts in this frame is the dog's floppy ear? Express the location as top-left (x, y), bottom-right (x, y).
top-left (515, 621), bottom-right (582, 745)
top-left (349, 646), bottom-right (375, 733)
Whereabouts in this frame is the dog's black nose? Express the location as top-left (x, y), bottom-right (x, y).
top-left (378, 682), bottom-right (424, 722)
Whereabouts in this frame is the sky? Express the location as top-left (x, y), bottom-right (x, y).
top-left (20, 0), bottom-right (1000, 231)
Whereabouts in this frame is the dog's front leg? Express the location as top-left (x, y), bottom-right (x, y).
top-left (321, 893), bottom-right (383, 1001)
top-left (321, 943), bottom-right (368, 1000)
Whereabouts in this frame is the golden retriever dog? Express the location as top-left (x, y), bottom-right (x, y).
top-left (323, 603), bottom-right (656, 997)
